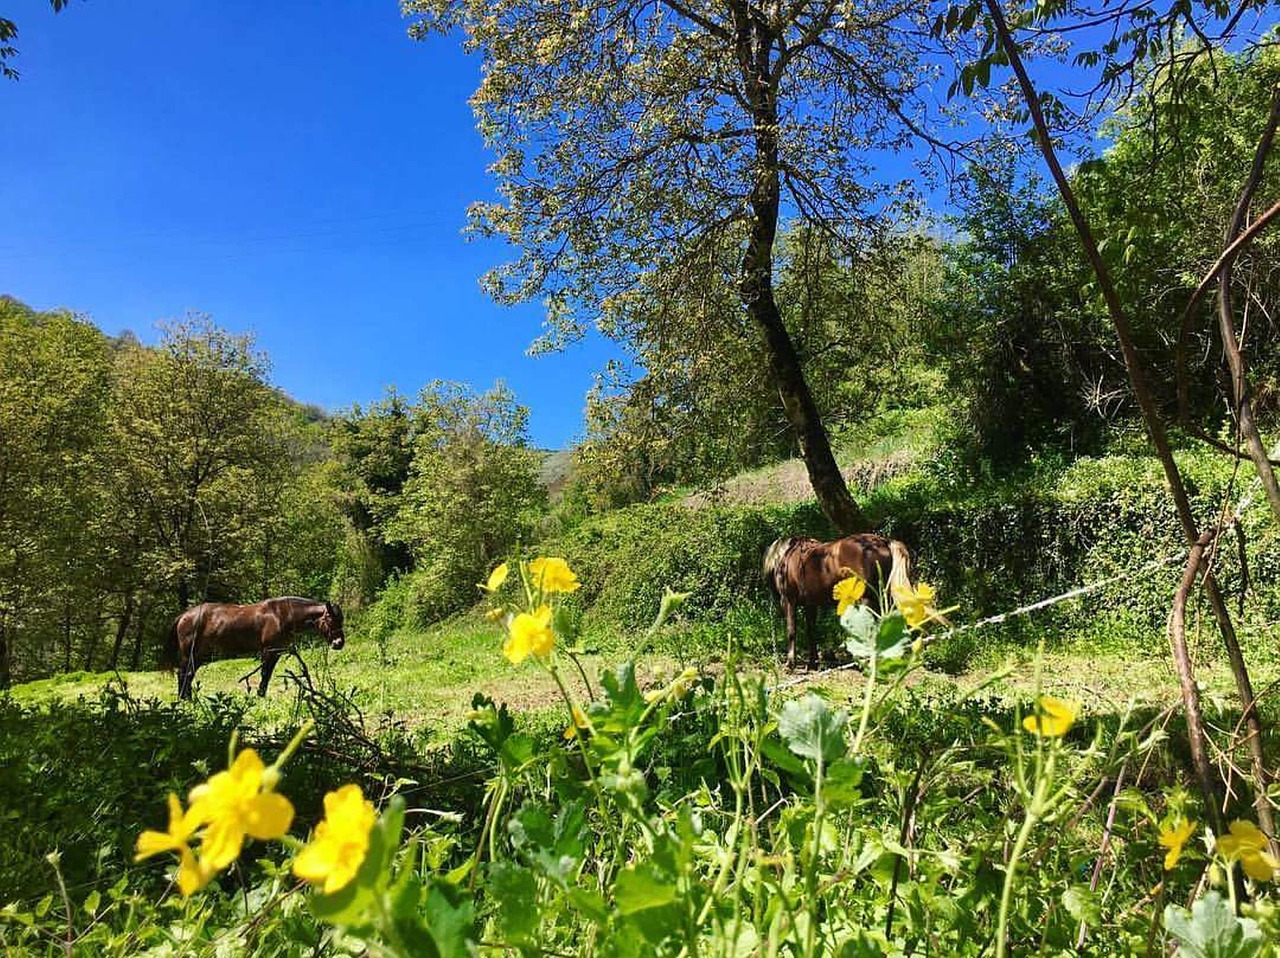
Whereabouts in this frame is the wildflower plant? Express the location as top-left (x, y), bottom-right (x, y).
top-left (132, 722), bottom-right (477, 957)
top-left (101, 565), bottom-right (1280, 957)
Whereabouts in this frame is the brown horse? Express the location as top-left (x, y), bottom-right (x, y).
top-left (763, 534), bottom-right (912, 670)
top-left (168, 597), bottom-right (345, 700)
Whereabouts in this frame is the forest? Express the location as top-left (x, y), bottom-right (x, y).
top-left (4, 1), bottom-right (1280, 956)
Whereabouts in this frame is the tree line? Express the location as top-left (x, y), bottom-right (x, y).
top-left (0, 299), bottom-right (542, 685)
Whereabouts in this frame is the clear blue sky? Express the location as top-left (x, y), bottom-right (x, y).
top-left (0, 0), bottom-right (619, 449)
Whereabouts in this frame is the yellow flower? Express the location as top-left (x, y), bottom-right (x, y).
top-left (134, 793), bottom-right (212, 896)
top-left (891, 581), bottom-right (938, 628)
top-left (832, 575), bottom-right (867, 615)
top-left (292, 784), bottom-right (377, 894)
top-left (479, 562), bottom-right (509, 593)
top-left (503, 605), bottom-right (555, 664)
top-left (1216, 820), bottom-right (1280, 882)
top-left (484, 606), bottom-right (506, 622)
top-left (187, 749), bottom-right (295, 871)
top-left (1159, 818), bottom-right (1196, 871)
top-left (563, 705), bottom-right (590, 740)
top-left (529, 556), bottom-right (580, 594)
top-left (1021, 696), bottom-right (1079, 738)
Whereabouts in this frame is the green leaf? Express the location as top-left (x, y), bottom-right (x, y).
top-left (310, 839), bottom-right (380, 926)
top-left (761, 735), bottom-right (810, 780)
top-left (1164, 892), bottom-right (1263, 958)
top-left (840, 605), bottom-right (877, 644)
top-left (777, 694), bottom-right (848, 764)
top-left (824, 757), bottom-right (866, 808)
top-left (1062, 884), bottom-right (1100, 926)
top-left (615, 861), bottom-right (678, 914)
top-left (421, 881), bottom-right (477, 958)
top-left (82, 889), bottom-right (100, 917)
top-left (843, 610), bottom-right (910, 660)
top-left (567, 886), bottom-right (608, 923)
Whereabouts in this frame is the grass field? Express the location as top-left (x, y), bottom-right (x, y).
top-left (12, 603), bottom-right (1280, 742)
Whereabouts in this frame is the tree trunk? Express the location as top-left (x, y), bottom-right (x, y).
top-left (110, 593), bottom-right (135, 670)
top-left (1218, 85), bottom-right (1280, 526)
top-left (0, 618), bottom-right (9, 690)
top-left (735, 4), bottom-right (866, 534)
top-left (83, 610), bottom-right (105, 672)
top-left (130, 602), bottom-right (148, 671)
top-left (62, 599), bottom-right (72, 673)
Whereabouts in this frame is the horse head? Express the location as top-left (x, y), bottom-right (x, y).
top-left (320, 601), bottom-right (346, 650)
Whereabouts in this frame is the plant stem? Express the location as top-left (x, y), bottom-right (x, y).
top-left (853, 647), bottom-right (878, 755)
top-left (995, 749), bottom-right (1054, 958)
top-left (805, 753), bottom-right (826, 957)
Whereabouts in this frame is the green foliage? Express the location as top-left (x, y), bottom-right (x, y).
top-left (572, 230), bottom-right (946, 510)
top-left (542, 498), bottom-right (829, 650)
top-left (1165, 892), bottom-right (1265, 958)
top-left (333, 382), bottom-right (546, 622)
top-left (0, 687), bottom-right (248, 902)
top-left (0, 303), bottom-right (355, 682)
top-left (384, 381), bottom-right (546, 621)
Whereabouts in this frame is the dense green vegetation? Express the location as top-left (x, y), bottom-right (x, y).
top-left (6, 8), bottom-right (1280, 958)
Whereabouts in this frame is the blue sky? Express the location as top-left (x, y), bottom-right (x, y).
top-left (1, 0), bottom-right (620, 448)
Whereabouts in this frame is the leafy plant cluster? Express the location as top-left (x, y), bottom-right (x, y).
top-left (523, 441), bottom-right (1276, 670)
top-left (7, 568), bottom-right (1280, 956)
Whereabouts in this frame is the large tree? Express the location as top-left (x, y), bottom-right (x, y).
top-left (107, 318), bottom-right (284, 613)
top-left (405, 0), bottom-right (930, 531)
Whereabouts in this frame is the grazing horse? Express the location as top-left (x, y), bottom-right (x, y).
top-left (763, 534), bottom-right (912, 670)
top-left (168, 597), bottom-right (345, 700)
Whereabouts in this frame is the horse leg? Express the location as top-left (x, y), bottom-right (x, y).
top-left (784, 599), bottom-right (797, 671)
top-left (180, 651), bottom-right (197, 700)
top-left (259, 649), bottom-right (284, 697)
top-left (177, 650), bottom-right (188, 699)
top-left (805, 604), bottom-right (819, 671)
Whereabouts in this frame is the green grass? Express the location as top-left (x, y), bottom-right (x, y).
top-left (14, 598), bottom-right (1280, 743)
top-left (7, 613), bottom-right (690, 741)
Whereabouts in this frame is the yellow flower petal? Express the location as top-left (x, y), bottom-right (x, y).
top-left (1021, 696), bottom-right (1079, 738)
top-left (833, 575), bottom-right (867, 615)
top-left (564, 705), bottom-right (591, 740)
top-left (176, 848), bottom-right (213, 896)
top-left (1217, 820), bottom-right (1279, 881)
top-left (244, 792), bottom-right (294, 841)
top-left (135, 793), bottom-right (200, 862)
top-left (891, 581), bottom-right (942, 629)
top-left (292, 785), bottom-right (376, 895)
top-left (199, 817), bottom-right (246, 871)
top-left (529, 557), bottom-right (580, 594)
top-left (505, 605), bottom-right (555, 664)
top-left (1159, 819), bottom-right (1196, 871)
top-left (184, 747), bottom-right (292, 873)
top-left (1243, 851), bottom-right (1279, 882)
top-left (479, 562), bottom-right (509, 592)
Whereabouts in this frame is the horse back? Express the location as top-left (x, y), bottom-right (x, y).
top-left (182, 601), bottom-right (284, 656)
top-left (828, 534), bottom-right (896, 592)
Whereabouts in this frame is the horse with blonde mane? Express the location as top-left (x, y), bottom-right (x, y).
top-left (763, 533), bottom-right (912, 670)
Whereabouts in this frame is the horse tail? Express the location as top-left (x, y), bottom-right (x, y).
top-left (762, 538), bottom-right (788, 596)
top-left (887, 540), bottom-right (912, 595)
top-left (161, 616), bottom-right (180, 671)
